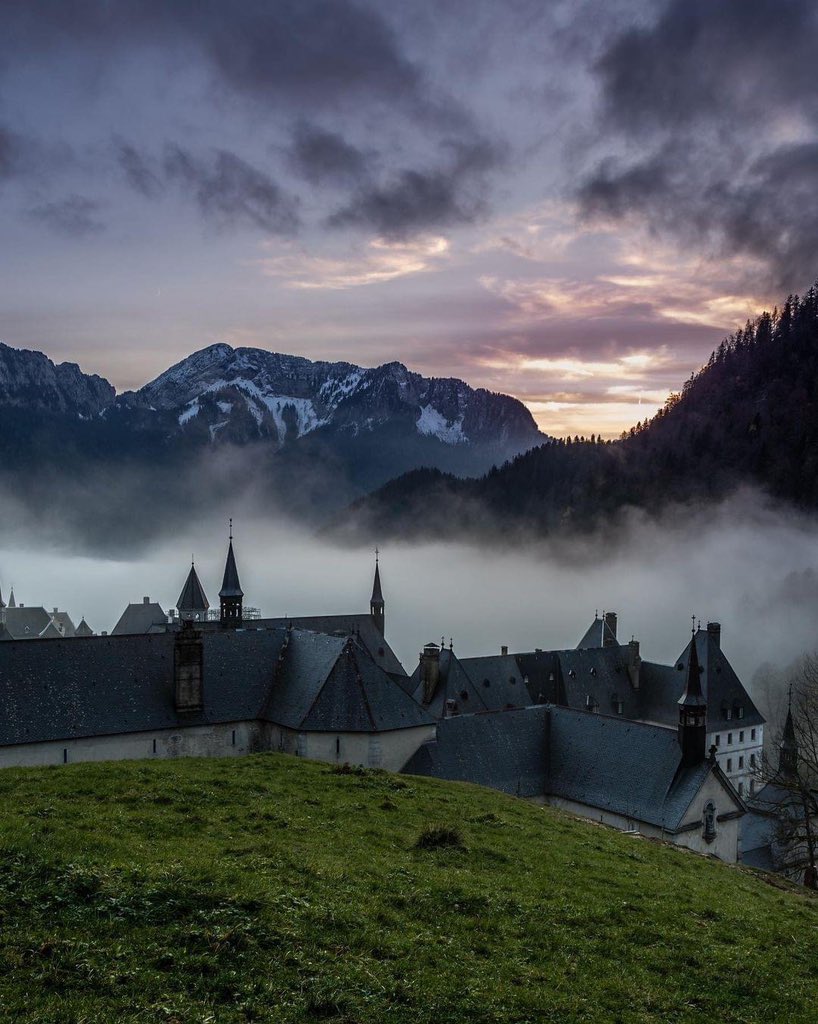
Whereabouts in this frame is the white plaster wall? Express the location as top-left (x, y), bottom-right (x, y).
top-left (0, 721), bottom-right (435, 773)
top-left (709, 724), bottom-right (763, 797)
top-left (0, 720), bottom-right (262, 769)
top-left (286, 724), bottom-right (435, 771)
top-left (546, 786), bottom-right (740, 863)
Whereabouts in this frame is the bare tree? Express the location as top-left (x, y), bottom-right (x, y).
top-left (753, 658), bottom-right (818, 887)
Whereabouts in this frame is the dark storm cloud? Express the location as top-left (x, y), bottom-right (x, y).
top-left (578, 0), bottom-right (818, 290)
top-left (328, 137), bottom-right (504, 237)
top-left (29, 195), bottom-right (104, 237)
top-left (287, 123), bottom-right (371, 186)
top-left (4, 0), bottom-right (461, 126)
top-left (162, 146), bottom-right (299, 235)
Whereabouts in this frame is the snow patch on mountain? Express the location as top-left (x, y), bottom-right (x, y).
top-left (178, 402), bottom-right (200, 425)
top-left (416, 404), bottom-right (466, 444)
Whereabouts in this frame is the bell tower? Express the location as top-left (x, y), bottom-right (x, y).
top-left (678, 623), bottom-right (707, 766)
top-left (219, 519), bottom-right (244, 628)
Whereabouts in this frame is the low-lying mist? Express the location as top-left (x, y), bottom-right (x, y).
top-left (2, 489), bottom-right (817, 726)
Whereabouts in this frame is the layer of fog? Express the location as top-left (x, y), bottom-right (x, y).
top-left (2, 490), bottom-right (817, 727)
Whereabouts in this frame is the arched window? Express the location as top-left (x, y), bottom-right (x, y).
top-left (703, 802), bottom-right (716, 844)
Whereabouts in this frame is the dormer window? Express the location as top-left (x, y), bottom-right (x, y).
top-left (737, 706), bottom-right (744, 719)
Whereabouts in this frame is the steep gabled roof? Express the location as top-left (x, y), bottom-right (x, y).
top-left (458, 654), bottom-right (528, 711)
top-left (2, 606), bottom-right (51, 640)
top-left (112, 601), bottom-right (168, 636)
top-left (678, 630), bottom-right (764, 729)
top-left (75, 618), bottom-right (94, 637)
top-left (408, 647), bottom-right (490, 716)
top-left (576, 615), bottom-right (617, 649)
top-left (178, 564), bottom-right (209, 612)
top-left (259, 614), bottom-right (406, 677)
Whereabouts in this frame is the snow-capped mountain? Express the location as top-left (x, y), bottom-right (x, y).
top-left (127, 343), bottom-right (539, 448)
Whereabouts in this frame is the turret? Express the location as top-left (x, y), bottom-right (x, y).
top-left (678, 627), bottom-right (707, 766)
top-left (219, 520), bottom-right (243, 628)
top-left (779, 686), bottom-right (798, 780)
top-left (370, 549), bottom-right (385, 635)
top-left (177, 561), bottom-right (209, 623)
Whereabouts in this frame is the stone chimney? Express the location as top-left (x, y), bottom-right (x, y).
top-left (143, 596), bottom-right (150, 605)
top-left (501, 645), bottom-right (508, 656)
top-left (706, 622), bottom-right (721, 649)
top-left (420, 643), bottom-right (441, 704)
top-left (174, 620), bottom-right (204, 712)
top-left (627, 638), bottom-right (641, 689)
top-left (603, 611), bottom-right (618, 646)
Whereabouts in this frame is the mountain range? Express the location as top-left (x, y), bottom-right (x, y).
top-left (0, 341), bottom-right (543, 547)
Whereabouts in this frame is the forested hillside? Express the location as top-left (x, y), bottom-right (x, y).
top-left (335, 285), bottom-right (818, 541)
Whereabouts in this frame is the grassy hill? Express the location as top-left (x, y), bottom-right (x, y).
top-left (0, 755), bottom-right (815, 1023)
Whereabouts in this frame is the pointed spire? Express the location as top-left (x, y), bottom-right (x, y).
top-left (779, 684), bottom-right (799, 779)
top-left (8, 586), bottom-right (16, 609)
top-left (370, 548), bottom-right (385, 635)
top-left (177, 563), bottom-right (209, 621)
top-left (0, 583), bottom-right (5, 611)
top-left (678, 625), bottom-right (707, 766)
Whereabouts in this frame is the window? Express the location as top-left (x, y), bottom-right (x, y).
top-left (725, 707), bottom-right (732, 720)
top-left (738, 781), bottom-right (744, 796)
top-left (751, 728), bottom-right (756, 741)
top-left (727, 733), bottom-right (732, 745)
top-left (703, 802), bottom-right (716, 843)
top-left (738, 706), bottom-right (744, 719)
top-left (739, 756), bottom-right (744, 770)
top-left (750, 753), bottom-right (756, 768)
top-left (727, 758), bottom-right (733, 772)
top-left (739, 730), bottom-right (744, 743)
top-left (615, 700), bottom-right (624, 715)
top-left (232, 729), bottom-right (236, 747)
top-left (152, 738), bottom-right (157, 754)
top-left (750, 779), bottom-right (755, 795)
top-left (63, 748), bottom-right (68, 764)
top-left (715, 734), bottom-right (721, 746)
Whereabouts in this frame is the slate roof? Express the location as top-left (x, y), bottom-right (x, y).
top-left (112, 600), bottom-right (169, 636)
top-left (405, 703), bottom-right (744, 832)
top-left (458, 654), bottom-right (529, 711)
top-left (544, 706), bottom-right (739, 831)
top-left (75, 618), bottom-right (94, 637)
top-left (408, 648), bottom-right (490, 717)
top-left (577, 615), bottom-right (618, 649)
top-left (2, 606), bottom-right (52, 640)
top-left (177, 565), bottom-right (209, 613)
top-left (403, 705), bottom-right (550, 797)
top-left (672, 630), bottom-right (764, 731)
top-left (0, 626), bottom-right (431, 747)
top-left (259, 614), bottom-right (406, 677)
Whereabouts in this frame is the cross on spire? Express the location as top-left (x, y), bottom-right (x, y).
top-left (229, 517), bottom-right (233, 541)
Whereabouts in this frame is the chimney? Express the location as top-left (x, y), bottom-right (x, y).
top-left (706, 622), bottom-right (721, 649)
top-left (501, 645), bottom-right (508, 656)
top-left (143, 596), bottom-right (150, 605)
top-left (174, 621), bottom-right (204, 712)
top-left (627, 639), bottom-right (641, 689)
top-left (420, 643), bottom-right (441, 704)
top-left (603, 611), bottom-right (618, 646)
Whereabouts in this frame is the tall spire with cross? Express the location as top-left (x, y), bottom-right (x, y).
top-left (370, 547), bottom-right (385, 635)
top-left (779, 683), bottom-right (799, 779)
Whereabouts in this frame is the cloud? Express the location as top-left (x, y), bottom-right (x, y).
top-left (259, 235), bottom-right (450, 289)
top-left (328, 137), bottom-right (504, 237)
top-left (287, 122), bottom-right (371, 186)
top-left (162, 146), bottom-right (300, 235)
top-left (28, 195), bottom-right (105, 237)
top-left (115, 139), bottom-right (163, 198)
top-left (577, 0), bottom-right (818, 291)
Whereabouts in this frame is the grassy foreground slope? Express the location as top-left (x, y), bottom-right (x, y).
top-left (0, 755), bottom-right (815, 1023)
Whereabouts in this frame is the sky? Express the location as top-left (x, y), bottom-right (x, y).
top-left (2, 0), bottom-right (818, 437)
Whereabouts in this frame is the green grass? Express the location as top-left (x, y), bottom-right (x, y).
top-left (0, 755), bottom-right (815, 1023)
